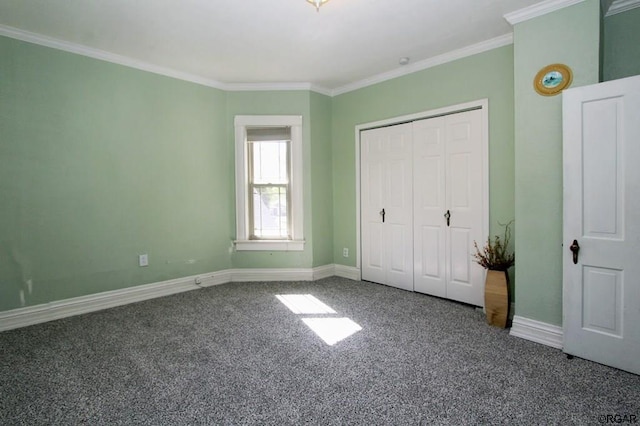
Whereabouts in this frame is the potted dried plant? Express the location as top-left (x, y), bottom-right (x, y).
top-left (473, 221), bottom-right (515, 328)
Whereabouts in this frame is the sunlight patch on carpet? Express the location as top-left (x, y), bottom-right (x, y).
top-left (276, 294), bottom-right (362, 345)
top-left (276, 294), bottom-right (337, 314)
top-left (301, 317), bottom-right (362, 346)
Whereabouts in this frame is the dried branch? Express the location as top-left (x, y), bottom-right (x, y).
top-left (473, 220), bottom-right (515, 271)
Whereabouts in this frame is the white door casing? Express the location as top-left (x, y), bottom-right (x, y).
top-left (563, 75), bottom-right (640, 375)
top-left (361, 123), bottom-right (414, 291)
top-left (361, 105), bottom-right (487, 305)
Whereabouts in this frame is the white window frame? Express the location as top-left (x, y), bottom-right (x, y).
top-left (234, 115), bottom-right (304, 251)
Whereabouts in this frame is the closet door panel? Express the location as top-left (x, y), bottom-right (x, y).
top-left (361, 123), bottom-right (413, 291)
top-left (413, 118), bottom-right (446, 297)
top-left (385, 128), bottom-right (414, 291)
top-left (444, 110), bottom-right (485, 306)
top-left (361, 131), bottom-right (387, 285)
top-left (420, 226), bottom-right (441, 278)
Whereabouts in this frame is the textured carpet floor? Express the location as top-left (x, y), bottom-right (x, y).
top-left (1, 277), bottom-right (638, 425)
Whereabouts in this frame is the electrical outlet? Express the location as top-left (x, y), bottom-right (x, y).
top-left (138, 254), bottom-right (149, 267)
top-left (343, 248), bottom-right (349, 258)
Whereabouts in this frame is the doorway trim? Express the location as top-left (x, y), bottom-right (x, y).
top-left (355, 99), bottom-right (490, 280)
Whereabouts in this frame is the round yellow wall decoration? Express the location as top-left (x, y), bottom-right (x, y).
top-left (533, 64), bottom-right (573, 96)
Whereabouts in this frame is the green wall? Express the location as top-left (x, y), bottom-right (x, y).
top-left (603, 7), bottom-right (640, 81)
top-left (310, 92), bottom-right (334, 267)
top-left (513, 0), bottom-right (600, 325)
top-left (0, 36), bottom-right (230, 311)
top-left (331, 45), bottom-right (516, 276)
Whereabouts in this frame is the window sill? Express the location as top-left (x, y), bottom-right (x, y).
top-left (234, 240), bottom-right (305, 252)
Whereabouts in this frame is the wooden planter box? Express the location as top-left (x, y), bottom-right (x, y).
top-left (484, 269), bottom-right (509, 328)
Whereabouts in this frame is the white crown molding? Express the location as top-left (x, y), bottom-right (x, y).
top-left (601, 0), bottom-right (615, 13)
top-left (510, 315), bottom-right (564, 349)
top-left (504, 0), bottom-right (586, 25)
top-left (0, 24), bottom-right (334, 96)
top-left (331, 34), bottom-right (514, 97)
top-left (223, 82), bottom-right (333, 97)
top-left (2, 23), bottom-right (513, 99)
top-left (0, 24), bottom-right (227, 90)
top-left (605, 0), bottom-right (640, 15)
top-left (0, 265), bottom-right (358, 332)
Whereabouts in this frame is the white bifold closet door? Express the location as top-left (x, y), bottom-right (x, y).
top-left (361, 109), bottom-right (485, 306)
top-left (360, 122), bottom-right (414, 291)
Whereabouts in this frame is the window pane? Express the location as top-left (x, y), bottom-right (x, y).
top-left (252, 186), bottom-right (288, 238)
top-left (252, 141), bottom-right (288, 184)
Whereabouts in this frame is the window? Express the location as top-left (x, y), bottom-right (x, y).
top-left (247, 128), bottom-right (290, 239)
top-left (234, 115), bottom-right (304, 251)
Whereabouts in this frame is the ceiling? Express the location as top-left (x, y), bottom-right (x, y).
top-left (1, 0), bottom-right (555, 94)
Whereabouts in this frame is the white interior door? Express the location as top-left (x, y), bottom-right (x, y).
top-left (413, 110), bottom-right (485, 306)
top-left (361, 123), bottom-right (413, 291)
top-left (563, 75), bottom-right (640, 375)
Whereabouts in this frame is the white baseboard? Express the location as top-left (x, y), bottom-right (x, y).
top-left (312, 264), bottom-right (336, 280)
top-left (0, 274), bottom-right (202, 332)
top-left (334, 264), bottom-right (360, 281)
top-left (196, 269), bottom-right (234, 287)
top-left (510, 315), bottom-right (564, 349)
top-left (230, 268), bottom-right (315, 282)
top-left (0, 264), bottom-right (358, 332)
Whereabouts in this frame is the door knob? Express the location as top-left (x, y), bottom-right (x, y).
top-left (444, 210), bottom-right (451, 227)
top-left (380, 208), bottom-right (385, 223)
top-left (570, 240), bottom-right (580, 264)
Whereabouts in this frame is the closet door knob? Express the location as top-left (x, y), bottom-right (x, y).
top-left (444, 210), bottom-right (451, 227)
top-left (570, 239), bottom-right (580, 264)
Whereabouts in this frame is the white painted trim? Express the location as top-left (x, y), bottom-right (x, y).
top-left (605, 0), bottom-right (640, 15)
top-left (0, 274), bottom-right (202, 332)
top-left (197, 270), bottom-right (234, 287)
top-left (234, 240), bottom-right (305, 251)
top-left (312, 265), bottom-right (336, 280)
top-left (0, 24), bottom-right (227, 90)
top-left (0, 265), bottom-right (360, 332)
top-left (355, 100), bottom-right (490, 288)
top-left (230, 268), bottom-right (314, 282)
top-left (234, 115), bottom-right (303, 127)
top-left (224, 82), bottom-right (332, 97)
top-left (334, 265), bottom-right (361, 281)
top-left (602, 0), bottom-right (615, 13)
top-left (510, 315), bottom-right (564, 349)
top-left (332, 34), bottom-right (513, 97)
top-left (356, 99), bottom-right (489, 131)
top-left (504, 0), bottom-right (586, 25)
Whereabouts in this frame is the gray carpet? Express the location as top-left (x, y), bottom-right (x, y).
top-left (0, 277), bottom-right (638, 425)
